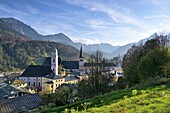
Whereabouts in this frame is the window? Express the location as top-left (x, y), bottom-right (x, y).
top-left (53, 59), bottom-right (55, 63)
top-left (28, 82), bottom-right (30, 85)
top-left (33, 82), bottom-right (35, 86)
top-left (39, 82), bottom-right (40, 86)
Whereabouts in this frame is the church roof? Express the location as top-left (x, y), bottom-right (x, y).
top-left (43, 57), bottom-right (61, 66)
top-left (43, 57), bottom-right (51, 66)
top-left (79, 46), bottom-right (83, 58)
top-left (62, 61), bottom-right (79, 69)
top-left (20, 65), bottom-right (54, 77)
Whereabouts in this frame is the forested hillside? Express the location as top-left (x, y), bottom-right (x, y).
top-left (0, 19), bottom-right (84, 72)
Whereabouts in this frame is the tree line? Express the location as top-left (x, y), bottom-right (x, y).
top-left (122, 34), bottom-right (170, 86)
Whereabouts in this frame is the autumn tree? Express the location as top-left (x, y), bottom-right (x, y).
top-left (122, 38), bottom-right (160, 85)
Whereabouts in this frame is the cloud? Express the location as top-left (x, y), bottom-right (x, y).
top-left (65, 0), bottom-right (147, 29)
top-left (0, 4), bottom-right (28, 16)
top-left (25, 5), bottom-right (39, 14)
top-left (148, 0), bottom-right (170, 5)
top-left (85, 19), bottom-right (109, 29)
top-left (34, 0), bottom-right (56, 7)
top-left (2, 0), bottom-right (170, 46)
top-left (144, 14), bottom-right (170, 19)
top-left (32, 20), bottom-right (76, 35)
top-left (71, 37), bottom-right (101, 45)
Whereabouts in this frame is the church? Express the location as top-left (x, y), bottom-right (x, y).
top-left (19, 46), bottom-right (116, 93)
top-left (19, 47), bottom-right (86, 93)
top-left (43, 46), bottom-right (85, 75)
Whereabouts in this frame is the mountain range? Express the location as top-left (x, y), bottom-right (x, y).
top-left (0, 17), bottom-right (90, 72)
top-left (0, 17), bottom-right (159, 59)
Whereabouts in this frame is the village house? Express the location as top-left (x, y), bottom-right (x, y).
top-left (0, 82), bottom-right (33, 100)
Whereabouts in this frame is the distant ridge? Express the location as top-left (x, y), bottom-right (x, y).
top-left (0, 18), bottom-right (87, 71)
top-left (1, 17), bottom-right (161, 59)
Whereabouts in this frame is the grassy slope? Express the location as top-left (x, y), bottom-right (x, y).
top-left (83, 86), bottom-right (170, 113)
top-left (38, 80), bottom-right (170, 113)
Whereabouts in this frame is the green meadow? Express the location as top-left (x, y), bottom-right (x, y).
top-left (38, 79), bottom-right (170, 113)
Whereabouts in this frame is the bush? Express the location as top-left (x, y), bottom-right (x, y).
top-left (137, 47), bottom-right (170, 82)
top-left (132, 90), bottom-right (138, 96)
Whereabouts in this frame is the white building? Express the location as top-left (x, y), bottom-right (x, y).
top-left (19, 48), bottom-right (80, 93)
top-left (19, 48), bottom-right (59, 92)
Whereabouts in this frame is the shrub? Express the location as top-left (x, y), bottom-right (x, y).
top-left (132, 90), bottom-right (138, 96)
top-left (137, 47), bottom-right (170, 82)
top-left (81, 102), bottom-right (92, 110)
top-left (140, 90), bottom-right (146, 94)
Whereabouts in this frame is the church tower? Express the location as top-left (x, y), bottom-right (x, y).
top-left (51, 48), bottom-right (58, 75)
top-left (79, 46), bottom-right (84, 72)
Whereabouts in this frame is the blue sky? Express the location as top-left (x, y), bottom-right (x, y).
top-left (0, 0), bottom-right (170, 46)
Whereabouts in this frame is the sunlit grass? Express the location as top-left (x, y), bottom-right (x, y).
top-left (38, 80), bottom-right (170, 113)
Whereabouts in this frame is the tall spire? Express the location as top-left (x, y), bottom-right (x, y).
top-left (79, 46), bottom-right (83, 58)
